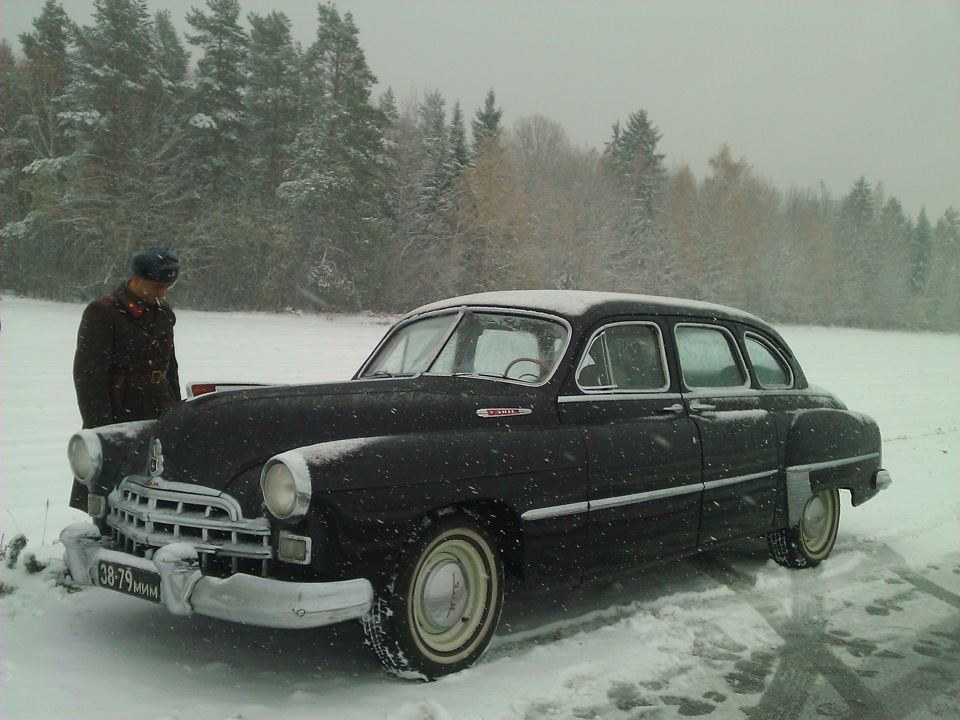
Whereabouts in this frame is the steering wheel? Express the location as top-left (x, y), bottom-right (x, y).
top-left (503, 357), bottom-right (550, 379)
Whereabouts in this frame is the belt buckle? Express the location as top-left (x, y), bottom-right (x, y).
top-left (150, 370), bottom-right (164, 384)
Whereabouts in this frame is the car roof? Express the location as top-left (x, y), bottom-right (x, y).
top-left (406, 290), bottom-right (768, 328)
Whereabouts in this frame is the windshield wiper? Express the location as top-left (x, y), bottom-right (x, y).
top-left (449, 372), bottom-right (513, 380)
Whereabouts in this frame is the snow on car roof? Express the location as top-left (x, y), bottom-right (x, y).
top-left (406, 290), bottom-right (766, 325)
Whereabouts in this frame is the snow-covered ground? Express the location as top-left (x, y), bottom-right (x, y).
top-left (1, 295), bottom-right (958, 720)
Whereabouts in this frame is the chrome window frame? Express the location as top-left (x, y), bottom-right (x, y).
top-left (674, 322), bottom-right (751, 390)
top-left (575, 321), bottom-right (671, 395)
top-left (743, 331), bottom-right (795, 390)
top-left (357, 307), bottom-right (572, 388)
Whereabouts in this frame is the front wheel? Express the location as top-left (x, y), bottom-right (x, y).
top-left (362, 512), bottom-right (504, 680)
top-left (767, 488), bottom-right (840, 568)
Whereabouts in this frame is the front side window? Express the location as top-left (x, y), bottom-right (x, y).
top-left (675, 324), bottom-right (748, 389)
top-left (361, 311), bottom-right (568, 384)
top-left (577, 323), bottom-right (668, 392)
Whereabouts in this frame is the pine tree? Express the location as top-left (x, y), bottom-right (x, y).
top-left (279, 3), bottom-right (386, 309)
top-left (42, 0), bottom-right (171, 290)
top-left (449, 100), bottom-right (469, 172)
top-left (244, 10), bottom-right (301, 199)
top-left (873, 197), bottom-right (912, 321)
top-left (2, 1), bottom-right (78, 294)
top-left (151, 10), bottom-right (188, 88)
top-left (185, 0), bottom-right (248, 194)
top-left (471, 89), bottom-right (502, 155)
top-left (909, 208), bottom-right (932, 295)
top-left (605, 109), bottom-right (667, 219)
top-left (599, 109), bottom-right (672, 294)
top-left (8, 0), bottom-right (75, 181)
top-left (927, 208), bottom-right (960, 329)
top-left (419, 91), bottom-right (460, 218)
top-left (835, 176), bottom-right (879, 322)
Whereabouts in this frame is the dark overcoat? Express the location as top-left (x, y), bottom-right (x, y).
top-left (74, 282), bottom-right (181, 427)
top-left (71, 282), bottom-right (181, 507)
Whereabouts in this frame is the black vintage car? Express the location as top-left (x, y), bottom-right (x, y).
top-left (62, 291), bottom-right (891, 679)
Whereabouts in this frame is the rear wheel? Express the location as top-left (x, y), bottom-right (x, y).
top-left (767, 488), bottom-right (840, 568)
top-left (362, 511), bottom-right (504, 679)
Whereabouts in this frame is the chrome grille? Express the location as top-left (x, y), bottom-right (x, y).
top-left (107, 476), bottom-right (273, 577)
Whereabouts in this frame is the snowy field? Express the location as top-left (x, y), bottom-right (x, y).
top-left (1, 295), bottom-right (958, 720)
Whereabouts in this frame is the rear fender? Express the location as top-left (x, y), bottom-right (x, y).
top-left (784, 408), bottom-right (886, 525)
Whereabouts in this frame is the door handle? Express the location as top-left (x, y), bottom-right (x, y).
top-left (659, 403), bottom-right (685, 414)
top-left (689, 401), bottom-right (716, 413)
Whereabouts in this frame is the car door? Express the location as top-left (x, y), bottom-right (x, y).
top-left (559, 319), bottom-right (702, 576)
top-left (673, 321), bottom-right (780, 545)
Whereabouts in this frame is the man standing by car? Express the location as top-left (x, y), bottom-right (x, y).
top-left (70, 246), bottom-right (182, 510)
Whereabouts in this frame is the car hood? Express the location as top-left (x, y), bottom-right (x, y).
top-left (149, 377), bottom-right (552, 511)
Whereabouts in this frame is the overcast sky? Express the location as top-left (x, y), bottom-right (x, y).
top-left (3, 0), bottom-right (958, 219)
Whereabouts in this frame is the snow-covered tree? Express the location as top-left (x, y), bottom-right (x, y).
top-left (926, 207), bottom-right (960, 329)
top-left (12, 0), bottom-right (75, 160)
top-left (449, 100), bottom-right (469, 171)
top-left (833, 176), bottom-right (880, 322)
top-left (13, 0), bottom-right (191, 295)
top-left (696, 145), bottom-right (780, 308)
top-left (279, 3), bottom-right (385, 309)
top-left (2, 1), bottom-right (78, 293)
top-left (244, 10), bottom-right (301, 198)
top-left (185, 0), bottom-right (248, 194)
top-left (605, 109), bottom-right (667, 221)
top-left (909, 208), bottom-right (932, 295)
top-left (471, 89), bottom-right (502, 156)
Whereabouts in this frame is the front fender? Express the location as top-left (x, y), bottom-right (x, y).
top-left (74, 420), bottom-right (156, 497)
top-left (273, 427), bottom-right (587, 579)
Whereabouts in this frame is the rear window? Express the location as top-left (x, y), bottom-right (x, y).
top-left (745, 333), bottom-right (793, 389)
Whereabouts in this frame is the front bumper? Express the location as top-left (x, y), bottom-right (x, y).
top-left (60, 523), bottom-right (373, 629)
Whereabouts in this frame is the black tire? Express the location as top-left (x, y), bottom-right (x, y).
top-left (767, 488), bottom-right (840, 569)
top-left (362, 511), bottom-right (504, 680)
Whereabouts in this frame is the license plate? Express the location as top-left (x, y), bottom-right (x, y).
top-left (97, 559), bottom-right (162, 603)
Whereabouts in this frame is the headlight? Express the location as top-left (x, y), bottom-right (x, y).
top-left (261, 458), bottom-right (311, 520)
top-left (68, 431), bottom-right (102, 484)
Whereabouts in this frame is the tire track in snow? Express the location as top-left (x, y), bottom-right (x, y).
top-left (692, 545), bottom-right (960, 720)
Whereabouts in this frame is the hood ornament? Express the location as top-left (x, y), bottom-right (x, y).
top-left (148, 439), bottom-right (164, 477)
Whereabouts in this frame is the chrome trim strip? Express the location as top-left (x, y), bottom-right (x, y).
top-left (558, 392), bottom-right (683, 404)
top-left (589, 482), bottom-right (703, 511)
top-left (703, 469), bottom-right (778, 491)
top-left (788, 453), bottom-right (880, 474)
top-left (521, 501), bottom-right (589, 521)
top-left (523, 468), bottom-right (781, 521)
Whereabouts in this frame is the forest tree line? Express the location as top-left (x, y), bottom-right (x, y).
top-left (1, 0), bottom-right (957, 330)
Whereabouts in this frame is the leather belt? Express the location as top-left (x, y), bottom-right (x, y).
top-left (118, 370), bottom-right (167, 384)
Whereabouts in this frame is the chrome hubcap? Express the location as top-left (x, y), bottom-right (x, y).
top-left (420, 558), bottom-right (469, 631)
top-left (802, 496), bottom-right (827, 539)
top-left (800, 490), bottom-right (838, 557)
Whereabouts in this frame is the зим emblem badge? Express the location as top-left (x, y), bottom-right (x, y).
top-left (148, 439), bottom-right (164, 476)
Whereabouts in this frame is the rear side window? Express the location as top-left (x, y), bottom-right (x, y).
top-left (745, 333), bottom-right (793, 389)
top-left (577, 323), bottom-right (668, 392)
top-left (675, 324), bottom-right (748, 389)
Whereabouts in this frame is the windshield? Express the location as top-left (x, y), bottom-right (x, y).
top-left (361, 311), bottom-right (568, 384)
